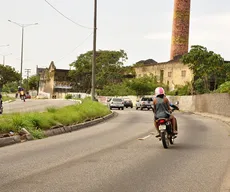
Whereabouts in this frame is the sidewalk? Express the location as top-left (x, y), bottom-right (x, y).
top-left (193, 112), bottom-right (230, 128)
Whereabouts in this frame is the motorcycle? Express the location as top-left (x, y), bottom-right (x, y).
top-left (20, 91), bottom-right (26, 102)
top-left (157, 104), bottom-right (179, 149)
top-left (0, 101), bottom-right (3, 114)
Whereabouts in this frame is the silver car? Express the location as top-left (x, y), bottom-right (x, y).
top-left (107, 97), bottom-right (124, 110)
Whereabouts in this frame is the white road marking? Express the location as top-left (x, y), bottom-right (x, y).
top-left (138, 135), bottom-right (152, 140)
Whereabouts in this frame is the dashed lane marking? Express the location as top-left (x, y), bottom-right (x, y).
top-left (138, 134), bottom-right (152, 140)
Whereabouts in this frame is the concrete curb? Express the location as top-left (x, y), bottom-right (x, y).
top-left (0, 135), bottom-right (21, 147)
top-left (193, 112), bottom-right (230, 128)
top-left (2, 99), bottom-right (13, 104)
top-left (44, 111), bottom-right (115, 137)
top-left (0, 111), bottom-right (115, 147)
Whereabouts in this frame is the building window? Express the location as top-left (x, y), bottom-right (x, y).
top-left (181, 70), bottom-right (186, 77)
top-left (168, 72), bottom-right (172, 77)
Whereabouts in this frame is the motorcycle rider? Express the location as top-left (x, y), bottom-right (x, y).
top-left (18, 86), bottom-right (25, 98)
top-left (0, 93), bottom-right (2, 104)
top-left (153, 87), bottom-right (178, 138)
top-left (0, 93), bottom-right (3, 111)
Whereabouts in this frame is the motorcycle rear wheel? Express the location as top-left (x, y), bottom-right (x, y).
top-left (161, 131), bottom-right (169, 149)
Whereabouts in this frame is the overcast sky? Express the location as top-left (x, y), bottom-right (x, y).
top-left (0, 0), bottom-right (229, 77)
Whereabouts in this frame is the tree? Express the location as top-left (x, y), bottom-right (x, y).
top-left (0, 64), bottom-right (21, 91)
top-left (69, 50), bottom-right (128, 93)
top-left (125, 75), bottom-right (164, 96)
top-left (28, 75), bottom-right (39, 90)
top-left (2, 82), bottom-right (18, 93)
top-left (97, 83), bottom-right (135, 96)
top-left (182, 45), bottom-right (226, 93)
top-left (21, 75), bottom-right (39, 91)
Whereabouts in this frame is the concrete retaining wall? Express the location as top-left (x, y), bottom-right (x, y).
top-left (98, 93), bottom-right (230, 117)
top-left (194, 93), bottom-right (230, 116)
top-left (168, 93), bottom-right (230, 117)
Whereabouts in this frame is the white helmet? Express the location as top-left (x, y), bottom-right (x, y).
top-left (155, 87), bottom-right (165, 97)
top-left (18, 86), bottom-right (21, 88)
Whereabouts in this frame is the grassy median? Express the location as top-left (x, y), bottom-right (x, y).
top-left (2, 95), bottom-right (15, 102)
top-left (0, 98), bottom-right (111, 139)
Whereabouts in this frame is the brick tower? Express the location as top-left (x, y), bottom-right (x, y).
top-left (170, 0), bottom-right (191, 60)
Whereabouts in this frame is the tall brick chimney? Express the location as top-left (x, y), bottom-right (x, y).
top-left (170, 0), bottom-right (191, 60)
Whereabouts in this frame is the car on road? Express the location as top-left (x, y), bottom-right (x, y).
top-left (123, 98), bottom-right (133, 108)
top-left (107, 97), bottom-right (124, 110)
top-left (136, 97), bottom-right (153, 110)
top-left (25, 94), bottom-right (31, 99)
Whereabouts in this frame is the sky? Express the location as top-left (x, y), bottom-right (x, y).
top-left (0, 0), bottom-right (229, 78)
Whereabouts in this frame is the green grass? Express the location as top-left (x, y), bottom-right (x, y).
top-left (2, 95), bottom-right (15, 102)
top-left (0, 98), bottom-right (111, 139)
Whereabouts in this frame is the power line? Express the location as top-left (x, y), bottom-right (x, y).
top-left (44, 0), bottom-right (93, 29)
top-left (56, 32), bottom-right (93, 63)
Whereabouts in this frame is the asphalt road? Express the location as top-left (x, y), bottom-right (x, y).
top-left (2, 98), bottom-right (77, 113)
top-left (0, 108), bottom-right (230, 192)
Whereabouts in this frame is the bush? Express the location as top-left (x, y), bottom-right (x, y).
top-left (46, 106), bottom-right (58, 113)
top-left (217, 81), bottom-right (230, 93)
top-left (167, 83), bottom-right (192, 96)
top-left (65, 94), bottom-right (73, 99)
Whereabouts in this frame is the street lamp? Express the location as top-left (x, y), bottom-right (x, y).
top-left (0, 53), bottom-right (12, 65)
top-left (8, 20), bottom-right (38, 83)
top-left (0, 44), bottom-right (9, 48)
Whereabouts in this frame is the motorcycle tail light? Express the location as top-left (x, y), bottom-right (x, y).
top-left (159, 119), bottom-right (165, 124)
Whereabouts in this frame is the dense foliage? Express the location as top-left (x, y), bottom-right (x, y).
top-left (182, 45), bottom-right (230, 94)
top-left (69, 50), bottom-right (129, 93)
top-left (0, 64), bottom-right (21, 91)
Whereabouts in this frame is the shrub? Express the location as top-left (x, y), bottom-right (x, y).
top-left (46, 106), bottom-right (58, 113)
top-left (65, 94), bottom-right (73, 99)
top-left (217, 81), bottom-right (230, 93)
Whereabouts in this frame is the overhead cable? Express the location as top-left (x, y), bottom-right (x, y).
top-left (56, 32), bottom-right (93, 63)
top-left (44, 0), bottom-right (93, 29)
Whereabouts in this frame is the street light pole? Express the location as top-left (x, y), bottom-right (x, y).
top-left (91, 0), bottom-right (97, 101)
top-left (20, 26), bottom-right (24, 82)
top-left (0, 44), bottom-right (9, 48)
top-left (8, 20), bottom-right (38, 84)
top-left (1, 53), bottom-right (12, 65)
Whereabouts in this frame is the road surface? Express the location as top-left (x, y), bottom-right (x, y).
top-left (0, 108), bottom-right (229, 192)
top-left (2, 99), bottom-right (77, 113)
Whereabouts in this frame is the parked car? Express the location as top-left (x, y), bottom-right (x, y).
top-left (107, 97), bottom-right (124, 110)
top-left (25, 94), bottom-right (31, 99)
top-left (136, 97), bottom-right (153, 110)
top-left (123, 98), bottom-right (133, 108)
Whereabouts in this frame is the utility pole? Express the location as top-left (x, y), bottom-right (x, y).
top-left (91, 0), bottom-right (97, 101)
top-left (36, 65), bottom-right (39, 95)
top-left (25, 68), bottom-right (31, 91)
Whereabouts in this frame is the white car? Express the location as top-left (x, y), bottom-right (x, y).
top-left (136, 97), bottom-right (153, 110)
top-left (107, 97), bottom-right (124, 110)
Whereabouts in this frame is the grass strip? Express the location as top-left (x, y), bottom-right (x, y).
top-left (0, 98), bottom-right (111, 139)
